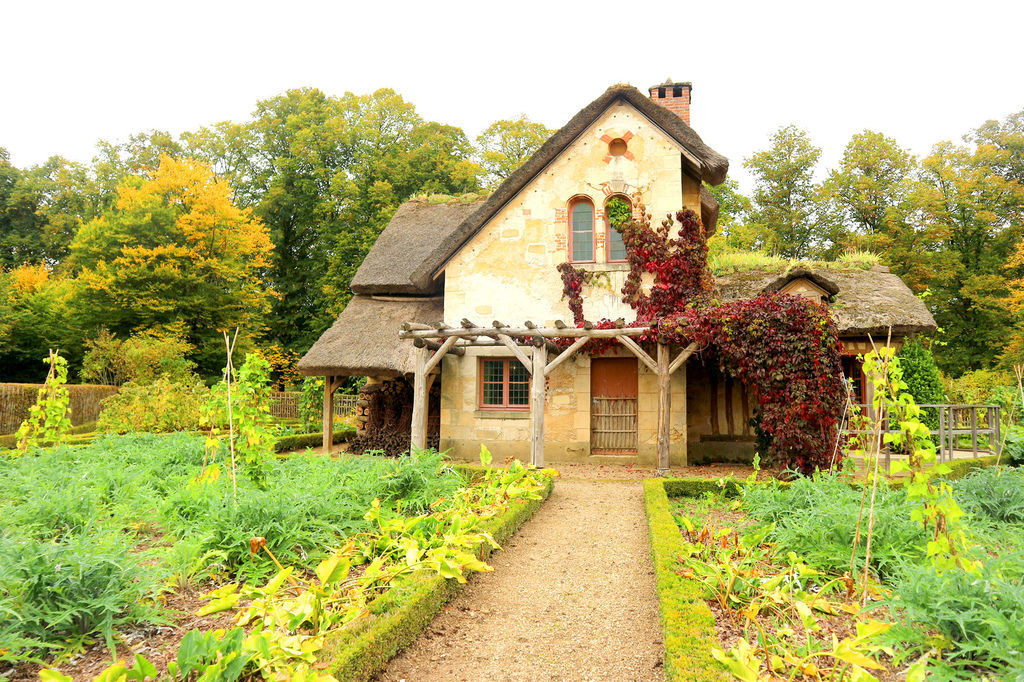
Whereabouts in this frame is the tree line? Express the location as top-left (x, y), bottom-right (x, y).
top-left (712, 111), bottom-right (1024, 376)
top-left (1, 86), bottom-right (1021, 383)
top-left (0, 88), bottom-right (551, 382)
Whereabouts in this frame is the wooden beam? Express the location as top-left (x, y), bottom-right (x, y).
top-left (617, 335), bottom-right (658, 373)
top-left (668, 342), bottom-right (699, 375)
top-left (413, 337), bottom-right (466, 356)
top-left (531, 344), bottom-right (548, 467)
top-left (657, 342), bottom-right (671, 476)
top-left (496, 333), bottom-right (534, 374)
top-left (400, 325), bottom-right (654, 340)
top-left (425, 335), bottom-right (458, 374)
top-left (323, 375), bottom-right (337, 454)
top-left (410, 345), bottom-right (429, 451)
top-left (544, 336), bottom-right (589, 376)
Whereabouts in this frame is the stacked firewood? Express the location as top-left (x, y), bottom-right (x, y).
top-left (349, 378), bottom-right (440, 456)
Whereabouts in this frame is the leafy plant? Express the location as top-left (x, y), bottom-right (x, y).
top-left (299, 376), bottom-right (326, 432)
top-left (14, 350), bottom-right (72, 453)
top-left (97, 378), bottom-right (208, 434)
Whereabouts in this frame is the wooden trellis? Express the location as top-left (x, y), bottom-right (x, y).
top-left (396, 319), bottom-right (698, 474)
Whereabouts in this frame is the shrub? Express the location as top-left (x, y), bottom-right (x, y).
top-left (97, 378), bottom-right (208, 434)
top-left (896, 337), bottom-right (945, 430)
top-left (1003, 426), bottom-right (1024, 466)
top-left (81, 329), bottom-right (197, 386)
top-left (953, 466), bottom-right (1024, 524)
top-left (743, 473), bottom-right (925, 579)
top-left (890, 549), bottom-right (1024, 679)
top-left (0, 532), bottom-right (158, 661)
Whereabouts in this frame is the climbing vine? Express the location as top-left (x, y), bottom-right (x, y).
top-left (15, 350), bottom-right (72, 453)
top-left (556, 198), bottom-right (844, 473)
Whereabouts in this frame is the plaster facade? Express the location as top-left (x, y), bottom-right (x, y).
top-left (438, 101), bottom-right (703, 465)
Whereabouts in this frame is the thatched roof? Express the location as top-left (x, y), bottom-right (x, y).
top-left (716, 265), bottom-right (937, 336)
top-left (431, 83), bottom-right (729, 278)
top-left (350, 199), bottom-right (486, 296)
top-left (296, 295), bottom-right (442, 377)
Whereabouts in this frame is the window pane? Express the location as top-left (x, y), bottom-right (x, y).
top-left (483, 360), bottom-right (504, 383)
top-left (508, 361), bottom-right (530, 406)
top-left (571, 202), bottom-right (593, 261)
top-left (482, 382), bottom-right (504, 405)
top-left (608, 227), bottom-right (626, 260)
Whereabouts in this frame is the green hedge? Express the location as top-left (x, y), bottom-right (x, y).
top-left (644, 479), bottom-right (727, 681)
top-left (320, 473), bottom-right (555, 681)
top-left (0, 421), bottom-right (99, 450)
top-left (273, 426), bottom-right (355, 453)
top-left (661, 478), bottom-right (743, 498)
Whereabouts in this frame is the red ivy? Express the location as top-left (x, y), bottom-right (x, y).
top-left (556, 201), bottom-right (844, 474)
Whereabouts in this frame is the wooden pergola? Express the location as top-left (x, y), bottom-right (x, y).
top-left (397, 319), bottom-right (698, 474)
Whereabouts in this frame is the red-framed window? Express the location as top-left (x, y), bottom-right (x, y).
top-left (569, 197), bottom-right (595, 263)
top-left (478, 358), bottom-right (530, 410)
top-left (605, 194), bottom-right (631, 262)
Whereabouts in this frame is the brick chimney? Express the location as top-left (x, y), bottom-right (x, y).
top-left (648, 80), bottom-right (692, 125)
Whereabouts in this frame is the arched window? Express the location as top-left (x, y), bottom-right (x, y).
top-left (605, 195), bottom-right (631, 262)
top-left (569, 197), bottom-right (594, 263)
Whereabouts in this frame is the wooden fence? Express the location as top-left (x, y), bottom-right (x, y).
top-left (0, 383), bottom-right (120, 434)
top-left (846, 404), bottom-right (1002, 469)
top-left (268, 391), bottom-right (358, 421)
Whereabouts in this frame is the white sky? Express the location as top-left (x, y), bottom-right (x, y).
top-left (1, 0), bottom-right (1021, 193)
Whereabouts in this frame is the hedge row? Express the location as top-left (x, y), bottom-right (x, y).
top-left (644, 479), bottom-right (727, 681)
top-left (0, 421), bottom-right (99, 450)
top-left (321, 472), bottom-right (556, 681)
top-left (273, 426), bottom-right (355, 453)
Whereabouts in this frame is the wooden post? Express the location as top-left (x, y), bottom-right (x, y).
top-left (411, 345), bottom-right (429, 451)
top-left (530, 344), bottom-right (547, 467)
top-left (657, 342), bottom-right (671, 476)
top-left (970, 407), bottom-right (978, 458)
top-left (323, 376), bottom-right (335, 454)
top-left (994, 406), bottom-right (1002, 457)
top-left (938, 406), bottom-right (946, 462)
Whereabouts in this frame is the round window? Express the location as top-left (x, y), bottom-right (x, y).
top-left (608, 138), bottom-right (628, 157)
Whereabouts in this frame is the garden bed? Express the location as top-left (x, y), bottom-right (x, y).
top-left (645, 463), bottom-right (1024, 681)
top-left (0, 434), bottom-right (555, 681)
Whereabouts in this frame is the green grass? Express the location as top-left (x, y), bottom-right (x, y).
top-left (0, 433), bottom-right (466, 662)
top-left (708, 248), bottom-right (880, 276)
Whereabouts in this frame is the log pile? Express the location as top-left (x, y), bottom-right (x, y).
top-left (350, 377), bottom-right (440, 456)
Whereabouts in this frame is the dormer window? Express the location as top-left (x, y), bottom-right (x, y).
top-left (780, 277), bottom-right (830, 304)
top-left (569, 197), bottom-right (595, 263)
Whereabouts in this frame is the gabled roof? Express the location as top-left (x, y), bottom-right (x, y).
top-left (350, 198), bottom-right (485, 296)
top-left (430, 84), bottom-right (729, 278)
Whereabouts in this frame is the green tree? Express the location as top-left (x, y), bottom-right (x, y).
top-left (0, 264), bottom-right (77, 381)
top-left (69, 156), bottom-right (274, 377)
top-left (972, 109), bottom-right (1024, 184)
top-left (706, 179), bottom-right (764, 251)
top-left (913, 140), bottom-right (1024, 374)
top-left (745, 125), bottom-right (831, 258)
top-left (476, 116), bottom-right (552, 188)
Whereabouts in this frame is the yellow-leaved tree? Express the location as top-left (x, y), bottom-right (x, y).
top-left (70, 156), bottom-right (274, 375)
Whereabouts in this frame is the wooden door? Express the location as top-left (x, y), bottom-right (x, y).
top-left (591, 358), bottom-right (638, 454)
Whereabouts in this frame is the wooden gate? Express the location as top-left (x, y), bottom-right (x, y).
top-left (591, 358), bottom-right (638, 454)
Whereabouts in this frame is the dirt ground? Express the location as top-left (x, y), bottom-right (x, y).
top-left (377, 479), bottom-right (665, 682)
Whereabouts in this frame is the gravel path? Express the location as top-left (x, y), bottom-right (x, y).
top-left (378, 479), bottom-right (665, 682)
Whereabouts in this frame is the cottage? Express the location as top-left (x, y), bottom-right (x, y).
top-left (298, 82), bottom-right (936, 468)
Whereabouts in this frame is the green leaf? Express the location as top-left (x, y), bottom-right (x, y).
top-left (196, 592), bottom-right (239, 616)
top-left (316, 554), bottom-right (351, 586)
top-left (39, 671), bottom-right (74, 682)
top-left (479, 444), bottom-right (493, 467)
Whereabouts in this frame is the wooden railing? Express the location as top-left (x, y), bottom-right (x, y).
top-left (845, 404), bottom-right (1002, 469)
top-left (269, 392), bottom-right (358, 421)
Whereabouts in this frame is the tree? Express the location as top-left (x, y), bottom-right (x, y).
top-left (69, 155), bottom-right (274, 376)
top-left (745, 125), bottom-right (831, 258)
top-left (0, 151), bottom-right (98, 268)
top-left (823, 131), bottom-right (917, 243)
top-left (706, 179), bottom-right (764, 252)
top-left (972, 109), bottom-right (1024, 185)
top-left (914, 140), bottom-right (1024, 374)
top-left (0, 264), bottom-right (77, 381)
top-left (476, 116), bottom-right (552, 188)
